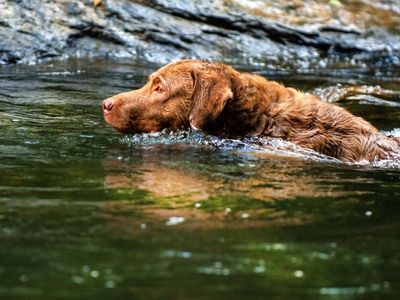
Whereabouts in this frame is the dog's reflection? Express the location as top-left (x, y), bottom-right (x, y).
top-left (103, 160), bottom-right (221, 201)
top-left (100, 148), bottom-right (347, 229)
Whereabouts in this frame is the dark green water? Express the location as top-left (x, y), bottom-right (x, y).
top-left (1, 59), bottom-right (400, 299)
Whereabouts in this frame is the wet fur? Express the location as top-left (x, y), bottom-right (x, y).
top-left (103, 60), bottom-right (400, 162)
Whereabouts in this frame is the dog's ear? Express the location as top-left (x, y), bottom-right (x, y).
top-left (189, 70), bottom-right (233, 130)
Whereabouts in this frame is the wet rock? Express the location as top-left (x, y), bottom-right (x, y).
top-left (0, 0), bottom-right (399, 76)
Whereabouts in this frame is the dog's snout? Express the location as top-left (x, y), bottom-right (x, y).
top-left (102, 98), bottom-right (114, 112)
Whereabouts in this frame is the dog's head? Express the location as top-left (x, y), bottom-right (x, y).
top-left (102, 60), bottom-right (241, 134)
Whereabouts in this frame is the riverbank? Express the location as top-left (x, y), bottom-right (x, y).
top-left (1, 0), bottom-right (399, 77)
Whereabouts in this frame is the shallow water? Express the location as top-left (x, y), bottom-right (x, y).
top-left (1, 58), bottom-right (400, 299)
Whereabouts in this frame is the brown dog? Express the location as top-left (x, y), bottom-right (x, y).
top-left (102, 59), bottom-right (399, 162)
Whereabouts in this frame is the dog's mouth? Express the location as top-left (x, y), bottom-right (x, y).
top-left (106, 116), bottom-right (162, 135)
top-left (102, 109), bottom-right (113, 125)
top-left (103, 109), bottom-right (112, 116)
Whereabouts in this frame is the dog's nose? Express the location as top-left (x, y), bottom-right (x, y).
top-left (102, 98), bottom-right (113, 112)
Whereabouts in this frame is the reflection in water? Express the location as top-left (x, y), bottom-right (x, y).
top-left (98, 143), bottom-right (400, 299)
top-left (100, 140), bottom-right (382, 231)
top-left (104, 161), bottom-right (219, 201)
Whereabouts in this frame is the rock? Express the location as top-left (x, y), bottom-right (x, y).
top-left (0, 0), bottom-right (399, 75)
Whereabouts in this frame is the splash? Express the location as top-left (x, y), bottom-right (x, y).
top-left (122, 129), bottom-right (340, 163)
top-left (383, 128), bottom-right (400, 137)
top-left (367, 129), bottom-right (400, 168)
top-left (122, 129), bottom-right (400, 168)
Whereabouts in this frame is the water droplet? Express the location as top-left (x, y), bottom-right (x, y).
top-left (90, 270), bottom-right (100, 278)
top-left (105, 280), bottom-right (116, 288)
top-left (272, 243), bottom-right (286, 251)
top-left (24, 140), bottom-right (40, 145)
top-left (365, 211), bottom-right (373, 217)
top-left (358, 286), bottom-right (367, 293)
top-left (81, 265), bottom-right (90, 273)
top-left (165, 216), bottom-right (185, 226)
top-left (222, 268), bottom-right (230, 276)
top-left (181, 251), bottom-right (192, 258)
top-left (253, 265), bottom-right (266, 273)
top-left (72, 275), bottom-right (84, 284)
top-left (294, 270), bottom-right (304, 278)
top-left (361, 256), bottom-right (370, 264)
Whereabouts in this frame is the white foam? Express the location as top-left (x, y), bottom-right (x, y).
top-left (122, 129), bottom-right (400, 168)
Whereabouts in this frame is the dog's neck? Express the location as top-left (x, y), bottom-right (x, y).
top-left (224, 72), bottom-right (297, 137)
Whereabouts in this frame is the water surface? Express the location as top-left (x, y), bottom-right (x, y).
top-left (1, 59), bottom-right (400, 299)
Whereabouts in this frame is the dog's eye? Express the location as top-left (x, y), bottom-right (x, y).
top-left (153, 84), bottom-right (163, 93)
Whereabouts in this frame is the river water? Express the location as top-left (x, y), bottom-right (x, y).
top-left (1, 58), bottom-right (400, 299)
